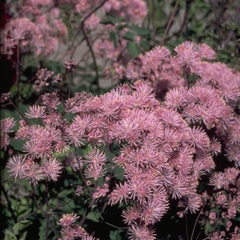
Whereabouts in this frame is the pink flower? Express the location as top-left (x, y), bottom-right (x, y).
top-left (6, 155), bottom-right (26, 179)
top-left (170, 176), bottom-right (189, 199)
top-left (128, 224), bottom-right (156, 240)
top-left (41, 92), bottom-right (60, 110)
top-left (140, 189), bottom-right (168, 225)
top-left (122, 206), bottom-right (140, 225)
top-left (24, 160), bottom-right (44, 184)
top-left (23, 139), bottom-right (52, 159)
top-left (141, 46), bottom-right (170, 72)
top-left (85, 14), bottom-right (100, 30)
top-left (209, 173), bottom-right (227, 189)
top-left (165, 88), bottom-right (188, 110)
top-left (209, 212), bottom-right (216, 220)
top-left (198, 43), bottom-right (216, 60)
top-left (187, 126), bottom-right (210, 152)
top-left (185, 193), bottom-right (202, 213)
top-left (215, 193), bottom-right (227, 207)
top-left (1, 118), bottom-right (16, 132)
top-left (64, 126), bottom-right (84, 147)
top-left (210, 137), bottom-right (221, 155)
top-left (1, 118), bottom-right (16, 149)
top-left (84, 163), bottom-right (106, 181)
top-left (58, 213), bottom-right (79, 227)
top-left (174, 41), bottom-right (200, 72)
top-left (84, 149), bottom-right (107, 165)
top-left (25, 105), bottom-right (46, 119)
top-left (109, 182), bottom-right (130, 205)
top-left (41, 157), bottom-right (62, 181)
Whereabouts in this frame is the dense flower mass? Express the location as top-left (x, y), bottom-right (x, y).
top-left (2, 41), bottom-right (240, 239)
top-left (2, 0), bottom-right (147, 64)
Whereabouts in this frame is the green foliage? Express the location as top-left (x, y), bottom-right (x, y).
top-left (1, 1), bottom-right (240, 240)
top-left (127, 42), bottom-right (141, 58)
top-left (109, 230), bottom-right (124, 240)
top-left (4, 221), bottom-right (32, 240)
top-left (86, 211), bottom-right (100, 223)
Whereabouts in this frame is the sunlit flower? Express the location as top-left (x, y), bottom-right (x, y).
top-left (58, 213), bottom-right (79, 227)
top-left (41, 157), bottom-right (62, 181)
top-left (128, 224), bottom-right (156, 240)
top-left (6, 155), bottom-right (26, 179)
top-left (25, 105), bottom-right (46, 118)
top-left (84, 163), bottom-right (106, 181)
top-left (84, 149), bottom-right (107, 164)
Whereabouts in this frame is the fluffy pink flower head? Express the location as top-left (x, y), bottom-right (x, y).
top-left (58, 213), bottom-right (79, 227)
top-left (25, 105), bottom-right (46, 119)
top-left (41, 157), bottom-right (62, 181)
top-left (1, 118), bottom-right (16, 149)
top-left (6, 155), bottom-right (26, 180)
top-left (174, 41), bottom-right (200, 71)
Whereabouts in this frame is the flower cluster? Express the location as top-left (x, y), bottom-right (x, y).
top-left (58, 213), bottom-right (98, 240)
top-left (2, 0), bottom-right (147, 61)
top-left (2, 41), bottom-right (240, 239)
top-left (1, 118), bottom-right (16, 149)
top-left (33, 68), bottom-right (62, 92)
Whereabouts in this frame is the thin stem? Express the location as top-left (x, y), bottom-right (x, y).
top-left (185, 212), bottom-right (189, 240)
top-left (171, 0), bottom-right (190, 38)
top-left (222, 3), bottom-right (240, 49)
top-left (45, 179), bottom-right (49, 240)
top-left (9, 100), bottom-right (29, 124)
top-left (68, 71), bottom-right (73, 99)
top-left (160, 0), bottom-right (180, 46)
top-left (31, 184), bottom-right (47, 217)
top-left (31, 184), bottom-right (59, 238)
top-left (152, 0), bottom-right (156, 46)
top-left (17, 42), bottom-right (20, 102)
top-left (52, 195), bottom-right (76, 212)
top-left (79, 198), bottom-right (96, 226)
top-left (190, 203), bottom-right (205, 240)
top-left (80, 0), bottom-right (108, 95)
top-left (0, 182), bottom-right (17, 223)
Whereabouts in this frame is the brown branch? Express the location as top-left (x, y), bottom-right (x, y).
top-left (171, 0), bottom-right (191, 38)
top-left (160, 0), bottom-right (181, 46)
top-left (80, 0), bottom-right (108, 95)
top-left (152, 0), bottom-right (156, 46)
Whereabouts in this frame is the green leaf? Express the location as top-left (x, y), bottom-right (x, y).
top-left (109, 230), bottom-right (123, 240)
top-left (130, 25), bottom-right (150, 35)
top-left (19, 231), bottom-right (27, 240)
top-left (116, 24), bottom-right (127, 30)
top-left (123, 31), bottom-right (135, 41)
top-left (113, 166), bottom-right (124, 181)
top-left (110, 31), bottom-right (118, 48)
top-left (10, 139), bottom-right (24, 151)
top-left (13, 220), bottom-right (32, 235)
top-left (4, 230), bottom-right (17, 240)
top-left (127, 42), bottom-right (141, 58)
top-left (204, 221), bottom-right (213, 236)
top-left (100, 16), bottom-right (124, 25)
top-left (39, 218), bottom-right (46, 240)
top-left (139, 40), bottom-right (151, 50)
top-left (86, 211), bottom-right (99, 222)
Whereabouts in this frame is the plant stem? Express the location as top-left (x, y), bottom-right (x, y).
top-left (79, 198), bottom-right (96, 226)
top-left (45, 179), bottom-right (49, 240)
top-left (9, 99), bottom-right (29, 124)
top-left (190, 203), bottom-right (205, 240)
top-left (80, 0), bottom-right (108, 95)
top-left (0, 182), bottom-right (17, 223)
top-left (160, 0), bottom-right (180, 46)
top-left (31, 183), bottom-right (59, 238)
top-left (152, 0), bottom-right (156, 46)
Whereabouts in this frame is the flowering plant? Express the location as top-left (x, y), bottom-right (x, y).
top-left (1, 40), bottom-right (240, 239)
